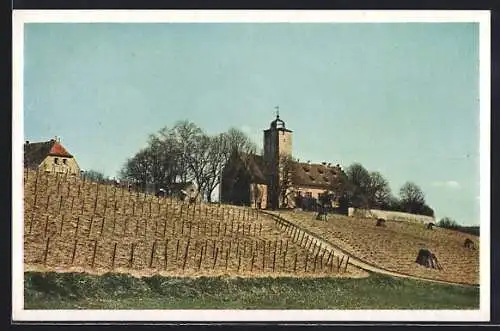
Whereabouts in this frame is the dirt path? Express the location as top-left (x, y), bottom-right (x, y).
top-left (263, 211), bottom-right (478, 288)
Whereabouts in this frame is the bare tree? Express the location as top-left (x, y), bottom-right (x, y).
top-left (278, 154), bottom-right (295, 208)
top-left (119, 148), bottom-right (152, 190)
top-left (204, 133), bottom-right (231, 202)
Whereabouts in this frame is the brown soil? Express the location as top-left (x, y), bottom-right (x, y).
top-left (272, 210), bottom-right (479, 285)
top-left (23, 169), bottom-right (366, 278)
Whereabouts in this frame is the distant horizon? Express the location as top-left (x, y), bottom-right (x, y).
top-left (22, 22), bottom-right (481, 226)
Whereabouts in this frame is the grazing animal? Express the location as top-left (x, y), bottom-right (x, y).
top-left (376, 218), bottom-right (386, 227)
top-left (464, 238), bottom-right (476, 250)
top-left (416, 248), bottom-right (443, 270)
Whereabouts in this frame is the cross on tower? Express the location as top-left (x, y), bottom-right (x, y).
top-left (274, 106), bottom-right (280, 119)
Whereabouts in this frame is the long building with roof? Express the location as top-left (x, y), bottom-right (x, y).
top-left (221, 113), bottom-right (346, 210)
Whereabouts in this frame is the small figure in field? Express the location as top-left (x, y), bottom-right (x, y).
top-left (415, 248), bottom-right (443, 270)
top-left (464, 238), bottom-right (476, 250)
top-left (425, 222), bottom-right (435, 230)
top-left (376, 218), bottom-right (386, 227)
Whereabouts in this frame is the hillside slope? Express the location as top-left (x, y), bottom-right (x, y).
top-left (23, 169), bottom-right (366, 278)
top-left (269, 210), bottom-right (479, 285)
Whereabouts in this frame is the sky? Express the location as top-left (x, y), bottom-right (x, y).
top-left (23, 22), bottom-right (480, 226)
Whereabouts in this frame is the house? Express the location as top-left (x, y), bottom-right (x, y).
top-left (221, 113), bottom-right (347, 210)
top-left (24, 138), bottom-right (80, 175)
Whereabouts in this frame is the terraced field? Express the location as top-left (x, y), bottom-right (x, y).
top-left (23, 169), bottom-right (365, 278)
top-left (270, 210), bottom-right (479, 285)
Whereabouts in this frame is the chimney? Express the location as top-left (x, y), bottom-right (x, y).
top-left (25, 140), bottom-right (29, 145)
top-left (321, 162), bottom-right (327, 166)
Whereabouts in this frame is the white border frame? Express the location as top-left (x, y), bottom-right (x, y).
top-left (12, 10), bottom-right (491, 322)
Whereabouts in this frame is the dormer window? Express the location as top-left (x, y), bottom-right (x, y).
top-left (54, 157), bottom-right (59, 164)
top-left (62, 159), bottom-right (67, 165)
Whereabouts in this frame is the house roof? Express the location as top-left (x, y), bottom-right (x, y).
top-left (245, 154), bottom-right (268, 184)
top-left (224, 151), bottom-right (345, 189)
top-left (222, 152), bottom-right (268, 184)
top-left (291, 162), bottom-right (343, 189)
top-left (24, 139), bottom-right (74, 168)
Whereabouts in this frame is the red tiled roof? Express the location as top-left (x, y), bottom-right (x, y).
top-left (291, 162), bottom-right (343, 189)
top-left (24, 139), bottom-right (74, 168)
top-left (49, 142), bottom-right (73, 157)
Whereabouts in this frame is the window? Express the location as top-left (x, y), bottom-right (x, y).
top-left (62, 159), bottom-right (67, 164)
top-left (54, 158), bottom-right (59, 164)
top-left (305, 192), bottom-right (312, 198)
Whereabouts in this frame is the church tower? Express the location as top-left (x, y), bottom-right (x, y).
top-left (263, 108), bottom-right (293, 209)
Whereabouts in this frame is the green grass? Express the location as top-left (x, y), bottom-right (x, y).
top-left (24, 271), bottom-right (479, 309)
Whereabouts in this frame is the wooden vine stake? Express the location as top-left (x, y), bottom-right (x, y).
top-left (164, 239), bottom-right (169, 270)
top-left (43, 237), bottom-right (51, 265)
top-left (149, 241), bottom-right (157, 268)
top-left (344, 256), bottom-right (349, 273)
top-left (91, 240), bottom-right (98, 269)
top-left (272, 248), bottom-right (276, 272)
top-left (198, 246), bottom-right (204, 270)
top-left (213, 247), bottom-right (219, 269)
top-left (175, 239), bottom-right (180, 262)
top-left (111, 242), bottom-right (117, 269)
top-left (182, 240), bottom-right (190, 270)
top-left (129, 243), bottom-right (135, 268)
top-left (225, 249), bottom-right (229, 270)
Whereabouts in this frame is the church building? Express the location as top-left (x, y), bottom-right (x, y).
top-left (220, 112), bottom-right (347, 210)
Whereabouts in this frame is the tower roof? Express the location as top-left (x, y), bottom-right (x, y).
top-left (266, 111), bottom-right (292, 132)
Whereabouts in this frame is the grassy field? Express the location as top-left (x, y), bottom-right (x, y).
top-left (24, 271), bottom-right (479, 309)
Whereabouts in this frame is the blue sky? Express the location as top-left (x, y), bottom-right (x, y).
top-left (23, 23), bottom-right (480, 225)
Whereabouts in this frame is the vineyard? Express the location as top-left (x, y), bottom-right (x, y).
top-left (23, 169), bottom-right (367, 278)
top-left (270, 210), bottom-right (479, 285)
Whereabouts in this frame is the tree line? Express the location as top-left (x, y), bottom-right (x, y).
top-left (340, 163), bottom-right (434, 217)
